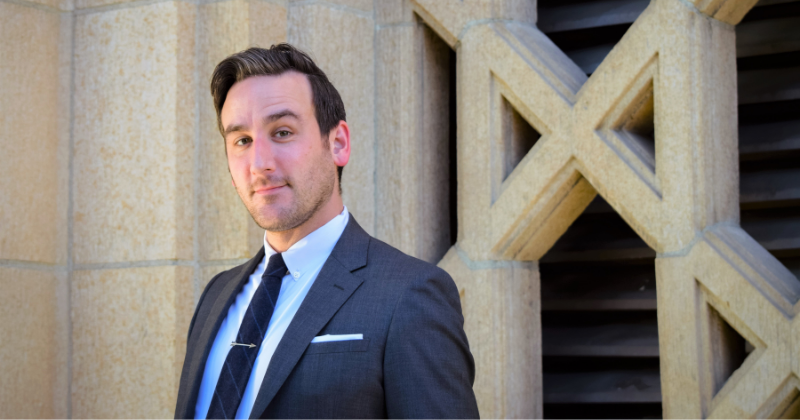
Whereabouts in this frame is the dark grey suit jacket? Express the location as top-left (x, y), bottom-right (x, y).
top-left (174, 215), bottom-right (479, 419)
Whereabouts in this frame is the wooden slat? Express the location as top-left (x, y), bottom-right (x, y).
top-left (738, 66), bottom-right (800, 105)
top-left (541, 247), bottom-right (655, 263)
top-left (542, 295), bottom-right (657, 311)
top-left (543, 323), bottom-right (659, 357)
top-left (545, 214), bottom-right (647, 252)
top-left (543, 370), bottom-right (662, 403)
top-left (565, 44), bottom-right (615, 75)
top-left (538, 0), bottom-right (649, 34)
top-left (737, 17), bottom-right (800, 58)
top-left (740, 120), bottom-right (800, 158)
top-left (741, 213), bottom-right (800, 255)
top-left (542, 296), bottom-right (656, 311)
top-left (541, 262), bottom-right (656, 310)
top-left (740, 169), bottom-right (800, 207)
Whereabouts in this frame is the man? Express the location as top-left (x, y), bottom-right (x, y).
top-left (174, 43), bottom-right (479, 419)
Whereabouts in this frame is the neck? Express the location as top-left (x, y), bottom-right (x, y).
top-left (265, 193), bottom-right (344, 253)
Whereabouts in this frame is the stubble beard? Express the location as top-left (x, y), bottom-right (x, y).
top-left (242, 159), bottom-right (336, 233)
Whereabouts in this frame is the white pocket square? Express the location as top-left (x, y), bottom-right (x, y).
top-left (311, 334), bottom-right (363, 343)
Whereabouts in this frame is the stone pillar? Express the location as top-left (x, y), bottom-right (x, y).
top-left (65, 0), bottom-right (288, 416)
top-left (70, 1), bottom-right (196, 416)
top-left (404, 1), bottom-right (542, 417)
top-left (439, 249), bottom-right (541, 418)
top-left (287, 0), bottom-right (376, 234)
top-left (0, 0), bottom-right (72, 417)
top-left (375, 0), bottom-right (453, 264)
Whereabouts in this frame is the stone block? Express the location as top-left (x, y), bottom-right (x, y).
top-left (438, 249), bottom-right (541, 419)
top-left (71, 265), bottom-right (193, 418)
top-left (22, 0), bottom-right (74, 11)
top-left (73, 1), bottom-right (195, 264)
top-left (75, 0), bottom-right (137, 11)
top-left (289, 0), bottom-right (372, 13)
top-left (288, 3), bottom-right (375, 234)
top-left (0, 4), bottom-right (70, 264)
top-left (0, 268), bottom-right (69, 418)
top-left (376, 0), bottom-right (415, 25)
top-left (197, 0), bottom-right (286, 262)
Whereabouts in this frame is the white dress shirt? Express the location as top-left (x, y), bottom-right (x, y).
top-left (195, 207), bottom-right (349, 419)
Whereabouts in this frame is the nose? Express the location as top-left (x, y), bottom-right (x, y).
top-left (250, 133), bottom-right (276, 175)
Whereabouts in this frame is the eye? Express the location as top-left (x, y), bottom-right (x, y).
top-left (275, 130), bottom-right (292, 139)
top-left (233, 137), bottom-right (252, 146)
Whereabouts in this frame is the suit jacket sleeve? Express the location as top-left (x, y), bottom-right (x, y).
top-left (383, 266), bottom-right (480, 419)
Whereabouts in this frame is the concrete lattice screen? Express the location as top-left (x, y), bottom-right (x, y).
top-left (2, 0), bottom-right (800, 418)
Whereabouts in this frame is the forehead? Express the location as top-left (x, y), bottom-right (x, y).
top-left (221, 72), bottom-right (314, 123)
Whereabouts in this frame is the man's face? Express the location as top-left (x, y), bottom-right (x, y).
top-left (221, 72), bottom-right (339, 232)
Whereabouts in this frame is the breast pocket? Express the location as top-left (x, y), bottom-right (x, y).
top-left (304, 338), bottom-right (371, 354)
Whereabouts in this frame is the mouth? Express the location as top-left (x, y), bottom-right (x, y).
top-left (253, 185), bottom-right (287, 195)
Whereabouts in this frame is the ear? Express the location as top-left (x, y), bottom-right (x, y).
top-left (329, 120), bottom-right (350, 168)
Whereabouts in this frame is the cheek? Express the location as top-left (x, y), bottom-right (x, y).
top-left (227, 158), bottom-right (249, 182)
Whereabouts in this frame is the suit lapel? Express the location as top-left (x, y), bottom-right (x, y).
top-left (176, 248), bottom-right (265, 419)
top-left (249, 215), bottom-right (370, 418)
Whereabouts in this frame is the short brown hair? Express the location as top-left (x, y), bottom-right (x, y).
top-left (210, 43), bottom-right (346, 184)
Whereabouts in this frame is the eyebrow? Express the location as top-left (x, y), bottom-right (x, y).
top-left (222, 109), bottom-right (301, 137)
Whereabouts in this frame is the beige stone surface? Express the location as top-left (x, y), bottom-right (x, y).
top-left (0, 4), bottom-right (69, 264)
top-left (376, 0), bottom-right (415, 25)
top-left (288, 3), bottom-right (375, 234)
top-left (411, 0), bottom-right (536, 47)
top-left (197, 0), bottom-right (286, 262)
top-left (71, 265), bottom-right (193, 418)
top-left (74, 0), bottom-right (138, 11)
top-left (0, 268), bottom-right (69, 418)
top-left (289, 0), bottom-right (372, 12)
top-left (375, 20), bottom-right (453, 263)
top-left (0, 0), bottom-right (790, 417)
top-left (73, 1), bottom-right (195, 264)
top-left (411, 0), bottom-right (740, 262)
top-left (690, 0), bottom-right (759, 25)
top-left (408, 0), bottom-right (778, 417)
top-left (439, 248), bottom-right (541, 419)
top-left (653, 223), bottom-right (800, 418)
top-left (20, 0), bottom-right (74, 11)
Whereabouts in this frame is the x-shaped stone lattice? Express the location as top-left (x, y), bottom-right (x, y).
top-left (412, 0), bottom-right (797, 417)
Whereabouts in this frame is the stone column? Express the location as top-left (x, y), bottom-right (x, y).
top-left (0, 0), bottom-right (72, 417)
top-left (375, 0), bottom-right (453, 264)
top-left (439, 249), bottom-right (541, 418)
top-left (70, 1), bottom-right (196, 416)
top-left (404, 1), bottom-right (542, 417)
top-left (67, 0), bottom-right (288, 416)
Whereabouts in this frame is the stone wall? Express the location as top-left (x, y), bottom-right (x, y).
top-left (1, 0), bottom-right (796, 418)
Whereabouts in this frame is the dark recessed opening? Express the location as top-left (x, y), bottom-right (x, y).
top-left (541, 196), bottom-right (660, 418)
top-left (543, 23), bottom-right (634, 75)
top-left (501, 96), bottom-right (541, 182)
top-left (448, 44), bottom-right (457, 247)
top-left (708, 305), bottom-right (751, 396)
top-left (617, 83), bottom-right (656, 172)
top-left (740, 1), bottom-right (800, 23)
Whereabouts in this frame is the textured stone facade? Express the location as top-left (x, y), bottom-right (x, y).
top-left (1, 0), bottom-right (796, 418)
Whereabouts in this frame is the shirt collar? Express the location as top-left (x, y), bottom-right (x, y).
top-left (263, 206), bottom-right (349, 280)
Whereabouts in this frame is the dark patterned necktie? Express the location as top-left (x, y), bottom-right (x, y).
top-left (206, 253), bottom-right (287, 419)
